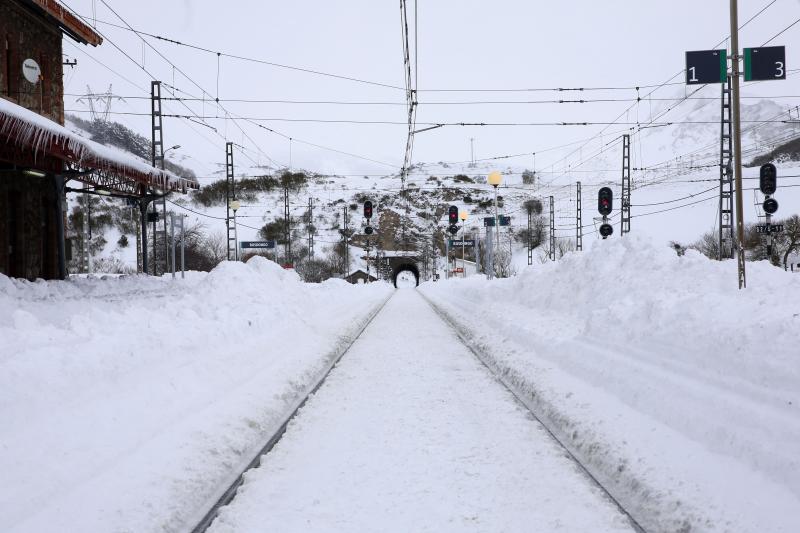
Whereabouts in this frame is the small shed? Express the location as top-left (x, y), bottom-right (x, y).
top-left (344, 269), bottom-right (377, 284)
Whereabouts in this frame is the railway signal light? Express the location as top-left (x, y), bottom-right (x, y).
top-left (448, 205), bottom-right (458, 225)
top-left (364, 200), bottom-right (373, 219)
top-left (598, 187), bottom-right (613, 216)
top-left (763, 198), bottom-right (779, 215)
top-left (759, 164), bottom-right (777, 195)
top-left (365, 226), bottom-right (374, 235)
top-left (599, 223), bottom-right (614, 239)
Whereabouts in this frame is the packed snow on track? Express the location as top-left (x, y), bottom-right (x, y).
top-left (421, 235), bottom-right (800, 533)
top-left (0, 258), bottom-right (391, 533)
top-left (207, 289), bottom-right (636, 533)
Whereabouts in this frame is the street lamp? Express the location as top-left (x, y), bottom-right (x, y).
top-left (229, 198), bottom-right (241, 260)
top-left (488, 171), bottom-right (502, 258)
top-left (164, 144), bottom-right (181, 157)
top-left (459, 210), bottom-right (468, 278)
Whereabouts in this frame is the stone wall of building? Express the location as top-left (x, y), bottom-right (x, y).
top-left (0, 0), bottom-right (65, 124)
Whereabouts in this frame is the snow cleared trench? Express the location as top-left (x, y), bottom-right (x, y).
top-left (205, 289), bottom-right (638, 533)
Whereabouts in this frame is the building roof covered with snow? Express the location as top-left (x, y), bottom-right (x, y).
top-left (0, 97), bottom-right (199, 193)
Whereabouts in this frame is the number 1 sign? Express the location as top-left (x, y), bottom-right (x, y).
top-left (685, 49), bottom-right (727, 85)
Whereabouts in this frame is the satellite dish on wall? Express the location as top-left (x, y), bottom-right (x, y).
top-left (22, 59), bottom-right (41, 84)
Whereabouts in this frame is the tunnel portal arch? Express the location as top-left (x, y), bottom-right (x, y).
top-left (392, 263), bottom-right (420, 288)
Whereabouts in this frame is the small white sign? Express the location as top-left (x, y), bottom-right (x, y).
top-left (22, 59), bottom-right (41, 84)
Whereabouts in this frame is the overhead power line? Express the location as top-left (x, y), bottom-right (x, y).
top-left (74, 14), bottom-right (404, 91)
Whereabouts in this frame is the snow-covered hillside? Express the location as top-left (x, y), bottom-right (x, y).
top-left (62, 93), bottom-right (800, 278)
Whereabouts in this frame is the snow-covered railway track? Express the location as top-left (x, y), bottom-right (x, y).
top-left (188, 293), bottom-right (393, 533)
top-left (420, 292), bottom-right (648, 533)
top-left (194, 289), bottom-right (644, 533)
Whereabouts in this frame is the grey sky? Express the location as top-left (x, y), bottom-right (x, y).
top-left (60, 0), bottom-right (798, 183)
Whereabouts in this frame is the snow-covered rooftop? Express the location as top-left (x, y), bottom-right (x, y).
top-left (0, 97), bottom-right (198, 194)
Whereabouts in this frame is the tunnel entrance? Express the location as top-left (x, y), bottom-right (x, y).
top-left (392, 263), bottom-right (420, 288)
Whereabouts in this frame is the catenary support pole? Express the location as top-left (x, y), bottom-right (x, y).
top-left (225, 142), bottom-right (236, 261)
top-left (527, 209), bottom-right (533, 265)
top-left (549, 195), bottom-right (555, 261)
top-left (170, 213), bottom-right (175, 279)
top-left (719, 75), bottom-right (734, 260)
top-left (150, 81), bottom-right (165, 276)
top-left (308, 197), bottom-right (314, 258)
top-left (284, 185), bottom-right (291, 264)
top-left (576, 181), bottom-right (583, 251)
top-left (730, 0), bottom-right (747, 288)
top-left (180, 215), bottom-right (185, 279)
top-left (621, 135), bottom-right (631, 235)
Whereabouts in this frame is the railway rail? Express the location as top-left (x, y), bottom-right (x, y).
top-left (189, 289), bottom-right (647, 533)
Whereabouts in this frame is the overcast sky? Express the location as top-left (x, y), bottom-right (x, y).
top-left (60, 0), bottom-right (799, 185)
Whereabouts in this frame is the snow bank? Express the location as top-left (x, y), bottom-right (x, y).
top-left (421, 236), bottom-right (800, 533)
top-left (0, 259), bottom-right (391, 532)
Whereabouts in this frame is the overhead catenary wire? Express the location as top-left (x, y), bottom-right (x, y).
top-left (62, 0), bottom-right (403, 175)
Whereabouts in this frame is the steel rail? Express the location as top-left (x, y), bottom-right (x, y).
top-left (187, 292), bottom-right (394, 533)
top-left (420, 292), bottom-right (648, 533)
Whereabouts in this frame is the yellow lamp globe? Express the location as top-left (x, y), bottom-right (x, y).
top-left (488, 171), bottom-right (502, 187)
top-left (229, 199), bottom-right (241, 212)
top-left (459, 210), bottom-right (468, 221)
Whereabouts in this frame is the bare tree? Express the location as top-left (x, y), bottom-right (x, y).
top-left (780, 215), bottom-right (800, 269)
top-left (493, 248), bottom-right (517, 278)
top-left (690, 230), bottom-right (721, 260)
top-left (555, 238), bottom-right (575, 259)
top-left (203, 231), bottom-right (227, 266)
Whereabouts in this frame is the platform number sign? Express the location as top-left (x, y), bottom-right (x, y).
top-left (685, 50), bottom-right (727, 85)
top-left (744, 46), bottom-right (786, 81)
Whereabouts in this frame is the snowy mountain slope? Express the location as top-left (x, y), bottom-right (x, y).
top-left (61, 94), bottom-right (800, 276)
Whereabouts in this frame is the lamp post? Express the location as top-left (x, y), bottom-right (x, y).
top-left (488, 171), bottom-right (502, 257)
top-left (229, 198), bottom-right (240, 260)
top-left (164, 144), bottom-right (181, 157)
top-left (459, 210), bottom-right (468, 277)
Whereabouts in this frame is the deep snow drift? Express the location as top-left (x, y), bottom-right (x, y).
top-left (0, 260), bottom-right (391, 532)
top-left (421, 237), bottom-right (800, 533)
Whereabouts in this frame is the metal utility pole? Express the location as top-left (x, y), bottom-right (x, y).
top-left (621, 134), bottom-right (631, 235)
top-left (549, 195), bottom-right (555, 261)
top-left (150, 82), bottom-right (164, 274)
top-left (719, 75), bottom-right (735, 260)
top-left (470, 137), bottom-right (475, 166)
top-left (225, 142), bottom-right (237, 261)
top-left (342, 205), bottom-right (349, 278)
top-left (134, 203), bottom-right (142, 273)
top-left (730, 0), bottom-right (747, 289)
top-left (150, 81), bottom-right (166, 276)
top-left (82, 183), bottom-right (91, 273)
top-left (308, 197), bottom-right (314, 259)
top-left (461, 219), bottom-right (466, 278)
top-left (169, 213), bottom-right (186, 279)
top-left (432, 229), bottom-right (439, 281)
top-left (576, 181), bottom-right (583, 251)
top-left (527, 209), bottom-right (533, 265)
top-left (284, 184), bottom-right (291, 264)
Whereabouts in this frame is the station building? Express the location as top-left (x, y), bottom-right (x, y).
top-left (0, 0), bottom-right (197, 280)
